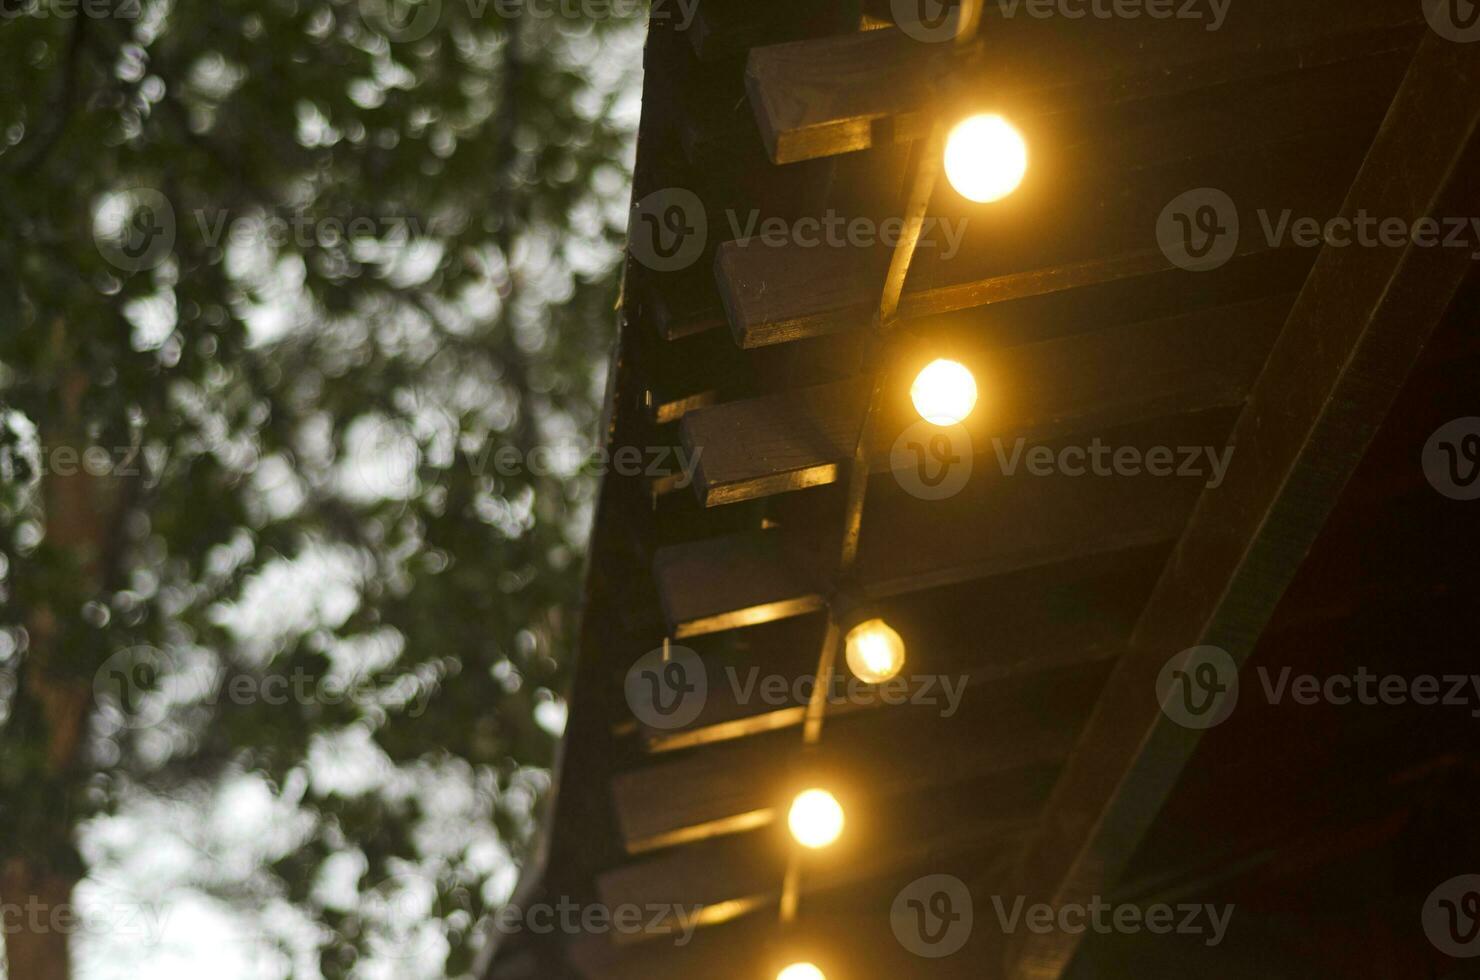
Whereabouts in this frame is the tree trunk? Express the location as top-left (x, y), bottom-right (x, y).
top-left (1, 858), bottom-right (76, 980)
top-left (1, 351), bottom-right (113, 980)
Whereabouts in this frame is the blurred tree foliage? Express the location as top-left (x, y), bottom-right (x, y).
top-left (0, 0), bottom-right (639, 975)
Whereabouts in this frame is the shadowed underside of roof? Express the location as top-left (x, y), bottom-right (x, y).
top-left (485, 4), bottom-right (1480, 978)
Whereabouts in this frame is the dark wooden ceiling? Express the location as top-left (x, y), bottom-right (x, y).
top-left (484, 2), bottom-right (1480, 978)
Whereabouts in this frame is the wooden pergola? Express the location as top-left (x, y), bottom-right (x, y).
top-left (485, 1), bottom-right (1480, 977)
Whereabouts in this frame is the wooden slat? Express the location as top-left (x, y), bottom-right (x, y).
top-left (746, 2), bottom-right (1421, 164)
top-left (636, 544), bottom-right (1162, 751)
top-left (612, 666), bottom-right (1094, 853)
top-left (686, 0), bottom-right (850, 63)
top-left (657, 409), bottom-right (1234, 638)
top-left (683, 293), bottom-right (1286, 506)
top-left (600, 767), bottom-right (1048, 936)
top-left (718, 116), bottom-right (1378, 348)
top-left (662, 41), bottom-right (1411, 343)
top-left (638, 608), bottom-right (1125, 754)
top-left (653, 530), bottom-right (826, 638)
top-left (645, 326), bottom-right (753, 425)
top-left (1005, 33), bottom-right (1480, 980)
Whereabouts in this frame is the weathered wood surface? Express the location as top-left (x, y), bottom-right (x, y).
top-left (683, 293), bottom-right (1287, 506)
top-left (1005, 33), bottom-right (1480, 980)
top-left (746, 1), bottom-right (1421, 163)
top-left (657, 409), bottom-right (1235, 638)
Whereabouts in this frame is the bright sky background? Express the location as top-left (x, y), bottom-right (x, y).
top-left (1, 8), bottom-right (643, 977)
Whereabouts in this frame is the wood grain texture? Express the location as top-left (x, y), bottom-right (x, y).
top-left (718, 118), bottom-right (1380, 347)
top-left (746, 1), bottom-right (1422, 164)
top-left (683, 293), bottom-right (1288, 506)
top-left (655, 409), bottom-right (1235, 638)
top-left (1005, 33), bottom-right (1480, 980)
top-left (612, 666), bottom-right (1098, 854)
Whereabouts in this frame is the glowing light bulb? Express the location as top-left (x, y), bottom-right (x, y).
top-left (788, 789), bottom-right (844, 849)
top-left (777, 964), bottom-right (826, 980)
top-left (845, 618), bottom-right (906, 684)
top-left (944, 113), bottom-right (1028, 204)
top-left (911, 358), bottom-right (978, 426)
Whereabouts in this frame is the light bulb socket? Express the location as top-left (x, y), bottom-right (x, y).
top-left (827, 580), bottom-right (870, 633)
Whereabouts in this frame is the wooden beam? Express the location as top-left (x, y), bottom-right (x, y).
top-left (645, 326), bottom-right (753, 425)
top-left (636, 545), bottom-right (1160, 752)
top-left (686, 0), bottom-right (853, 63)
top-left (746, 2), bottom-right (1421, 164)
top-left (718, 116), bottom-right (1378, 348)
top-left (683, 294), bottom-right (1287, 506)
top-left (663, 41), bottom-right (1406, 343)
top-left (1005, 33), bottom-right (1480, 980)
top-left (600, 766), bottom-right (1049, 940)
top-left (656, 409), bottom-right (1233, 638)
top-left (633, 639), bottom-right (1120, 757)
top-left (612, 662), bottom-right (1104, 855)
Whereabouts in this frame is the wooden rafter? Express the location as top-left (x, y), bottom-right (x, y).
top-left (1005, 32), bottom-right (1480, 980)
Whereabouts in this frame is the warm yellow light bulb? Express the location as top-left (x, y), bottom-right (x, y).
top-left (777, 964), bottom-right (826, 980)
top-left (944, 113), bottom-right (1027, 203)
top-left (911, 358), bottom-right (978, 426)
top-left (845, 618), bottom-right (906, 684)
top-left (788, 789), bottom-right (844, 849)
